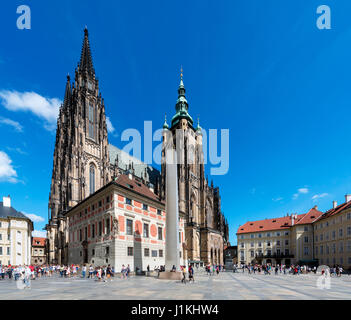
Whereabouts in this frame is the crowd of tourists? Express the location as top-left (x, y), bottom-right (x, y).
top-left (0, 263), bottom-right (125, 285)
top-left (205, 264), bottom-right (225, 276)
top-left (236, 263), bottom-right (345, 276)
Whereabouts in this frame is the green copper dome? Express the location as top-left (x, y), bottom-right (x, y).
top-left (163, 114), bottom-right (169, 129)
top-left (171, 71), bottom-right (194, 128)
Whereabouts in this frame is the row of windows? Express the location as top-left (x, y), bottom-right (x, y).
top-left (76, 196), bottom-right (111, 219)
top-left (315, 241), bottom-right (351, 255)
top-left (240, 240), bottom-right (289, 248)
top-left (76, 219), bottom-right (108, 241)
top-left (320, 257), bottom-right (351, 265)
top-left (83, 246), bottom-right (165, 259)
top-left (126, 219), bottom-right (163, 240)
top-left (315, 227), bottom-right (351, 242)
top-left (240, 231), bottom-right (290, 239)
top-left (125, 199), bottom-right (162, 215)
top-left (315, 213), bottom-right (351, 230)
top-left (126, 247), bottom-right (182, 258)
top-left (75, 219), bottom-right (164, 241)
top-left (247, 249), bottom-right (291, 257)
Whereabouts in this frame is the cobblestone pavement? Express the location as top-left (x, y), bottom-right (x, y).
top-left (0, 271), bottom-right (350, 300)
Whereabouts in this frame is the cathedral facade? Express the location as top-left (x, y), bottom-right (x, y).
top-left (46, 28), bottom-right (229, 266)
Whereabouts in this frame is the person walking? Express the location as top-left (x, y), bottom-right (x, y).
top-left (88, 265), bottom-right (94, 278)
top-left (24, 266), bottom-right (31, 289)
top-left (106, 264), bottom-right (112, 281)
top-left (188, 265), bottom-right (194, 283)
top-left (82, 264), bottom-right (86, 278)
top-left (121, 265), bottom-right (126, 279)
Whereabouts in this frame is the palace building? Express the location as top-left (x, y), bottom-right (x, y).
top-left (0, 196), bottom-right (33, 266)
top-left (237, 206), bottom-right (323, 266)
top-left (237, 196), bottom-right (351, 269)
top-left (45, 28), bottom-right (229, 268)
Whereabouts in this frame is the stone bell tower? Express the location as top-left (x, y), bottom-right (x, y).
top-left (161, 68), bottom-right (206, 262)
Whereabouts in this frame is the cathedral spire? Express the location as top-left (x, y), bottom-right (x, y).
top-left (63, 74), bottom-right (72, 107)
top-left (196, 116), bottom-right (202, 133)
top-left (178, 66), bottom-right (186, 101)
top-left (79, 27), bottom-right (95, 76)
top-left (171, 66), bottom-right (193, 128)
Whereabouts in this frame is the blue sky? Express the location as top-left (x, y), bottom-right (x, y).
top-left (0, 0), bottom-right (350, 244)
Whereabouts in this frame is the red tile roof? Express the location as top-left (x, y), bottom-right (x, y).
top-left (317, 200), bottom-right (351, 221)
top-left (294, 207), bottom-right (324, 225)
top-left (32, 237), bottom-right (46, 246)
top-left (237, 207), bottom-right (323, 234)
top-left (115, 174), bottom-right (164, 204)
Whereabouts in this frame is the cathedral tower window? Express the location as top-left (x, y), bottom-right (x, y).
top-left (88, 103), bottom-right (95, 139)
top-left (89, 164), bottom-right (95, 195)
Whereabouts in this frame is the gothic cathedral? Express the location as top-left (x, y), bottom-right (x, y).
top-left (46, 28), bottom-right (229, 265)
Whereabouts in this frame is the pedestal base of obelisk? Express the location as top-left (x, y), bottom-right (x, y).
top-left (158, 271), bottom-right (183, 280)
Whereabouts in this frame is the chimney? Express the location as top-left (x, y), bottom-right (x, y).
top-left (127, 169), bottom-right (133, 180)
top-left (345, 195), bottom-right (351, 203)
top-left (291, 214), bottom-right (295, 226)
top-left (333, 201), bottom-right (337, 209)
top-left (3, 195), bottom-right (11, 208)
top-left (149, 183), bottom-right (154, 193)
top-left (314, 205), bottom-right (318, 210)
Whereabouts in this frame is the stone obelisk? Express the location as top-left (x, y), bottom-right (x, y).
top-left (165, 147), bottom-right (180, 271)
top-left (159, 147), bottom-right (182, 280)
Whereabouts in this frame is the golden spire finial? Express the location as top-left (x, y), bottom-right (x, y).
top-left (180, 65), bottom-right (183, 80)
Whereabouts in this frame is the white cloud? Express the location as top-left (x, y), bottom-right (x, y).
top-left (24, 213), bottom-right (45, 223)
top-left (298, 188), bottom-right (309, 194)
top-left (272, 197), bottom-right (283, 202)
top-left (106, 116), bottom-right (115, 133)
top-left (293, 187), bottom-right (309, 200)
top-left (0, 151), bottom-right (18, 183)
top-left (6, 147), bottom-right (27, 155)
top-left (32, 230), bottom-right (47, 238)
top-left (312, 193), bottom-right (329, 200)
top-left (0, 117), bottom-right (23, 132)
top-left (0, 90), bottom-right (61, 130)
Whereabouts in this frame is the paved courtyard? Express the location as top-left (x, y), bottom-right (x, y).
top-left (0, 271), bottom-right (350, 300)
